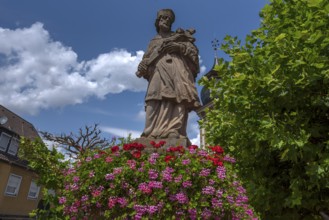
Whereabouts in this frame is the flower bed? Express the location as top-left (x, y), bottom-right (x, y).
top-left (59, 142), bottom-right (259, 219)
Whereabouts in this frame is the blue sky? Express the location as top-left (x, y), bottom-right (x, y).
top-left (0, 1), bottom-right (268, 145)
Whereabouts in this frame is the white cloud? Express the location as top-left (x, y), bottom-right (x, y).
top-left (190, 132), bottom-right (201, 146)
top-left (199, 56), bottom-right (207, 76)
top-left (83, 50), bottom-right (146, 96)
top-left (42, 138), bottom-right (57, 150)
top-left (187, 111), bottom-right (200, 147)
top-left (100, 126), bottom-right (141, 139)
top-left (41, 137), bottom-right (73, 161)
top-left (200, 65), bottom-right (206, 75)
top-left (0, 22), bottom-right (146, 115)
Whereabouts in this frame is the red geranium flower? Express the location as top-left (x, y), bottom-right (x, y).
top-left (164, 155), bottom-right (175, 163)
top-left (132, 151), bottom-right (141, 159)
top-left (209, 146), bottom-right (224, 154)
top-left (123, 144), bottom-right (132, 151)
top-left (111, 146), bottom-right (119, 153)
top-left (167, 146), bottom-right (185, 154)
top-left (98, 150), bottom-right (106, 155)
top-left (134, 143), bottom-right (145, 151)
top-left (150, 140), bottom-right (166, 148)
top-left (188, 145), bottom-right (198, 150)
top-left (208, 157), bottom-right (224, 166)
top-left (177, 146), bottom-right (185, 154)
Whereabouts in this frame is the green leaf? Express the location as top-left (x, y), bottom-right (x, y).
top-left (317, 166), bottom-right (325, 175)
top-left (307, 0), bottom-right (323, 7)
top-left (325, 3), bottom-right (329, 13)
top-left (313, 63), bottom-right (324, 69)
top-left (275, 33), bottom-right (286, 42)
top-left (271, 64), bottom-right (281, 75)
top-left (281, 148), bottom-right (289, 160)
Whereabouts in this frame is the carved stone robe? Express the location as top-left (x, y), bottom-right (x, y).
top-left (141, 32), bottom-right (201, 138)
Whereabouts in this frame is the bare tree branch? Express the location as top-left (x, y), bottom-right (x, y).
top-left (40, 124), bottom-right (110, 158)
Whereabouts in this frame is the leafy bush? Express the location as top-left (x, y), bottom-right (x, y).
top-left (19, 138), bottom-right (68, 218)
top-left (58, 142), bottom-right (258, 219)
top-left (200, 0), bottom-right (329, 218)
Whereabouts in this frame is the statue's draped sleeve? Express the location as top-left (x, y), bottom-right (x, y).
top-left (140, 38), bottom-right (161, 80)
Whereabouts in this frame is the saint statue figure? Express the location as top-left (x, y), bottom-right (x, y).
top-left (136, 9), bottom-right (201, 140)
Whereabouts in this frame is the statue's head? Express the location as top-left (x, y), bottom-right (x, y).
top-left (155, 9), bottom-right (175, 33)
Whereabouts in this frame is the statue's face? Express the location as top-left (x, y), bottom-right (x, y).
top-left (158, 15), bottom-right (172, 32)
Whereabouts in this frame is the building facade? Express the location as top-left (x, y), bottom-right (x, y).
top-left (0, 105), bottom-right (42, 219)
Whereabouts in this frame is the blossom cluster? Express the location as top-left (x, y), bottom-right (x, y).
top-left (59, 142), bottom-right (258, 219)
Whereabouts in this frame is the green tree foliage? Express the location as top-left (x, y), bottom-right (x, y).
top-left (19, 138), bottom-right (68, 218)
top-left (19, 138), bottom-right (67, 191)
top-left (200, 0), bottom-right (329, 218)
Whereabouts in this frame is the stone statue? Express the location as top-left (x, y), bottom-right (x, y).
top-left (136, 9), bottom-right (201, 145)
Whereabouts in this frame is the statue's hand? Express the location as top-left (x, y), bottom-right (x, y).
top-left (136, 71), bottom-right (143, 78)
top-left (136, 60), bottom-right (148, 78)
top-left (162, 42), bottom-right (184, 54)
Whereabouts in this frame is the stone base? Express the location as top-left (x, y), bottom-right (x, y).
top-left (134, 136), bottom-right (191, 153)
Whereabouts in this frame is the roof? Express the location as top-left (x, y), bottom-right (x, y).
top-left (204, 58), bottom-right (220, 79)
top-left (200, 58), bottom-right (221, 106)
top-left (0, 105), bottom-right (40, 139)
top-left (0, 105), bottom-right (40, 169)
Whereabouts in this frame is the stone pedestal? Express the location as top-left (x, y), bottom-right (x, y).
top-left (134, 136), bottom-right (191, 153)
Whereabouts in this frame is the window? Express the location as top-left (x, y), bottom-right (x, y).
top-left (48, 189), bottom-right (56, 196)
top-left (5, 174), bottom-right (22, 196)
top-left (0, 132), bottom-right (11, 152)
top-left (28, 180), bottom-right (40, 199)
top-left (8, 137), bottom-right (19, 156)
